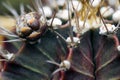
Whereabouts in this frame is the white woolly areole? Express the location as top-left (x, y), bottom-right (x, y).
top-left (112, 10), bottom-right (120, 22)
top-left (100, 6), bottom-right (114, 18)
top-left (42, 6), bottom-right (52, 17)
top-left (90, 18), bottom-right (102, 29)
top-left (57, 0), bottom-right (65, 6)
top-left (56, 9), bottom-right (69, 20)
top-left (90, 0), bottom-right (101, 7)
top-left (47, 18), bottom-right (62, 29)
top-left (108, 0), bottom-right (118, 6)
top-left (66, 37), bottom-right (80, 43)
top-left (117, 45), bottom-right (120, 51)
top-left (39, 16), bottom-right (46, 24)
top-left (60, 60), bottom-right (71, 70)
top-left (4, 53), bottom-right (14, 60)
top-left (68, 0), bottom-right (82, 12)
top-left (99, 24), bottom-right (117, 35)
top-left (47, 0), bottom-right (57, 9)
top-left (72, 20), bottom-right (91, 34)
top-left (118, 6), bottom-right (120, 10)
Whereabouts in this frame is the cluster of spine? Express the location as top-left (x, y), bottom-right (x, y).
top-left (0, 0), bottom-right (120, 79)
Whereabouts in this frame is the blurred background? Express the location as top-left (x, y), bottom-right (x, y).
top-left (0, 0), bottom-right (31, 15)
top-left (0, 0), bottom-right (49, 15)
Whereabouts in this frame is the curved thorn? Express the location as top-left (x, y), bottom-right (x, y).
top-left (0, 33), bottom-right (18, 37)
top-left (52, 68), bottom-right (65, 76)
top-left (0, 26), bottom-right (16, 36)
top-left (2, 2), bottom-right (19, 19)
top-left (20, 4), bottom-right (25, 15)
top-left (26, 5), bottom-right (34, 12)
top-left (46, 60), bottom-right (60, 66)
top-left (95, 55), bottom-right (118, 73)
top-left (0, 59), bottom-right (8, 62)
top-left (0, 39), bottom-right (25, 43)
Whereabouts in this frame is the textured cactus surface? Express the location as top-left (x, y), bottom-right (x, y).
top-left (0, 0), bottom-right (120, 80)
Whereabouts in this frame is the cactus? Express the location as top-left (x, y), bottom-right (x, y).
top-left (0, 0), bottom-right (120, 80)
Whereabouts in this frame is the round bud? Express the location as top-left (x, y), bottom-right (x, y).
top-left (16, 11), bottom-right (47, 43)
